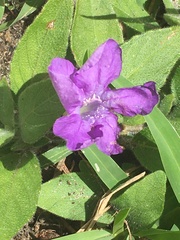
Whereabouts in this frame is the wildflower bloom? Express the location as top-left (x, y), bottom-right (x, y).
top-left (48, 39), bottom-right (159, 155)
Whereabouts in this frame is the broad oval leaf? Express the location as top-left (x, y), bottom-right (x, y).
top-left (117, 26), bottom-right (180, 89)
top-left (38, 172), bottom-right (104, 221)
top-left (0, 152), bottom-right (41, 239)
top-left (10, 0), bottom-right (74, 93)
top-left (18, 77), bottom-right (64, 144)
top-left (113, 0), bottom-right (159, 33)
top-left (111, 171), bottom-right (167, 232)
top-left (0, 79), bottom-right (14, 129)
top-left (0, 128), bottom-right (14, 147)
top-left (71, 0), bottom-right (123, 66)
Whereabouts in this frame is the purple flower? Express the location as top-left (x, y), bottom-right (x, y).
top-left (48, 39), bottom-right (159, 155)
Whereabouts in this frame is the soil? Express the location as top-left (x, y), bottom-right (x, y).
top-left (0, 11), bottom-right (29, 82)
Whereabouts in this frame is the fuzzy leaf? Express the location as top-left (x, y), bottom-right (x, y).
top-left (113, 26), bottom-right (180, 89)
top-left (10, 0), bottom-right (74, 93)
top-left (0, 153), bottom-right (41, 239)
top-left (111, 171), bottom-right (166, 232)
top-left (0, 79), bottom-right (14, 129)
top-left (18, 77), bottom-right (64, 143)
top-left (113, 0), bottom-right (159, 33)
top-left (38, 172), bottom-right (104, 221)
top-left (71, 0), bottom-right (123, 66)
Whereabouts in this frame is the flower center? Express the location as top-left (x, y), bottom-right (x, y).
top-left (80, 95), bottom-right (102, 120)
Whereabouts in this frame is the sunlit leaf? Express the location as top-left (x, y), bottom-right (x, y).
top-left (18, 77), bottom-right (64, 143)
top-left (82, 145), bottom-right (127, 189)
top-left (38, 172), bottom-right (104, 221)
top-left (0, 153), bottom-right (41, 239)
top-left (145, 107), bottom-right (180, 202)
top-left (10, 0), bottom-right (74, 93)
top-left (111, 171), bottom-right (166, 232)
top-left (71, 0), bottom-right (123, 66)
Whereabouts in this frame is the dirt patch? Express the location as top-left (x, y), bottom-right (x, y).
top-left (0, 10), bottom-right (36, 82)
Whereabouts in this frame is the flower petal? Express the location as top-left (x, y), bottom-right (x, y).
top-left (102, 81), bottom-right (159, 116)
top-left (53, 114), bottom-right (92, 150)
top-left (72, 39), bottom-right (122, 97)
top-left (93, 114), bottom-right (123, 155)
top-left (48, 58), bottom-right (84, 114)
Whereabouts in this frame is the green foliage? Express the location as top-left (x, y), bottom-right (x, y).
top-left (18, 77), bottom-right (64, 143)
top-left (0, 0), bottom-right (45, 31)
top-left (0, 152), bottom-right (41, 239)
top-left (145, 107), bottom-right (180, 202)
top-left (133, 128), bottom-right (163, 172)
top-left (0, 79), bottom-right (14, 129)
top-left (113, 0), bottom-right (159, 33)
top-left (39, 144), bottom-right (72, 168)
top-left (135, 228), bottom-right (180, 240)
top-left (56, 229), bottom-right (112, 240)
top-left (114, 26), bottom-right (180, 89)
top-left (0, 0), bottom-right (5, 21)
top-left (0, 128), bottom-right (14, 146)
top-left (71, 0), bottom-right (123, 66)
top-left (0, 0), bottom-right (180, 238)
top-left (10, 0), bottom-right (74, 93)
top-left (113, 209), bottom-right (130, 236)
top-left (111, 171), bottom-right (167, 232)
top-left (38, 171), bottom-right (104, 221)
top-left (83, 144), bottom-right (127, 189)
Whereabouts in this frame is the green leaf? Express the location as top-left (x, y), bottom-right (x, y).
top-left (55, 229), bottom-right (112, 240)
top-left (113, 0), bottom-right (159, 33)
top-left (135, 228), bottom-right (180, 240)
top-left (169, 102), bottom-right (180, 135)
top-left (18, 77), bottom-right (64, 144)
top-left (113, 76), bottom-right (180, 203)
top-left (111, 171), bottom-right (167, 232)
top-left (162, 0), bottom-right (180, 14)
top-left (159, 94), bottom-right (174, 116)
top-left (113, 209), bottom-right (130, 236)
top-left (10, 0), bottom-right (74, 93)
top-left (0, 152), bottom-right (41, 239)
top-left (159, 184), bottom-right (180, 229)
top-left (38, 172), bottom-right (104, 221)
top-left (82, 144), bottom-right (127, 189)
top-left (71, 0), bottom-right (123, 66)
top-left (0, 128), bottom-right (14, 147)
top-left (136, 0), bottom-right (147, 8)
top-left (171, 65), bottom-right (180, 103)
top-left (39, 145), bottom-right (72, 168)
top-left (0, 79), bottom-right (14, 129)
top-left (133, 128), bottom-right (163, 172)
top-left (0, 0), bottom-right (45, 31)
top-left (114, 26), bottom-right (180, 89)
top-left (0, 0), bottom-right (5, 20)
top-left (145, 107), bottom-right (180, 202)
top-left (164, 13), bottom-right (180, 26)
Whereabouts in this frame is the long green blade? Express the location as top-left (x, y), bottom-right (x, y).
top-left (82, 145), bottom-right (127, 189)
top-left (145, 107), bottom-right (180, 202)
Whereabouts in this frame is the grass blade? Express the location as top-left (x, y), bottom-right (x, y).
top-left (145, 107), bottom-right (180, 202)
top-left (82, 144), bottom-right (127, 189)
